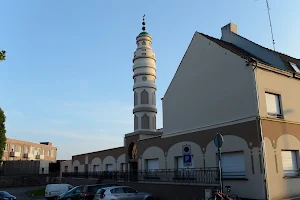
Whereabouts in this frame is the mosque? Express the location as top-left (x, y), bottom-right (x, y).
top-left (61, 17), bottom-right (300, 200)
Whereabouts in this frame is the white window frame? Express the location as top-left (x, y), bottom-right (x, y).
top-left (281, 150), bottom-right (299, 177)
top-left (19, 146), bottom-right (22, 153)
top-left (220, 151), bottom-right (247, 179)
top-left (265, 92), bottom-right (283, 118)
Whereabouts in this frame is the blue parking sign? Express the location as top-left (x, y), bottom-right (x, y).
top-left (183, 154), bottom-right (192, 166)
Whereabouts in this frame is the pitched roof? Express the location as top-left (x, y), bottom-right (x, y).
top-left (197, 32), bottom-right (300, 73)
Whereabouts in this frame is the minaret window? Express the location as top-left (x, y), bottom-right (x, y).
top-left (141, 114), bottom-right (150, 129)
top-left (141, 90), bottom-right (149, 104)
top-left (142, 41), bottom-right (146, 45)
top-left (153, 116), bottom-right (156, 129)
top-left (134, 115), bottom-right (138, 130)
top-left (134, 92), bottom-right (138, 106)
top-left (152, 92), bottom-right (156, 105)
top-left (142, 76), bottom-right (147, 81)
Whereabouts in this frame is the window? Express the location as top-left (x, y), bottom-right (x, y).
top-left (281, 150), bottom-right (299, 177)
top-left (42, 149), bottom-right (45, 155)
top-left (74, 166), bottom-right (79, 172)
top-left (176, 156), bottom-right (194, 169)
top-left (106, 164), bottom-right (113, 171)
top-left (32, 147), bottom-right (35, 154)
top-left (290, 62), bottom-right (300, 73)
top-left (124, 187), bottom-right (137, 194)
top-left (110, 187), bottom-right (125, 194)
top-left (65, 166), bottom-right (68, 172)
top-left (221, 152), bottom-right (246, 179)
top-left (265, 92), bottom-right (283, 118)
top-left (51, 150), bottom-right (54, 157)
top-left (24, 146), bottom-right (28, 154)
top-left (4, 143), bottom-right (8, 151)
top-left (146, 159), bottom-right (159, 171)
top-left (48, 150), bottom-right (50, 156)
top-left (145, 159), bottom-right (159, 177)
top-left (93, 165), bottom-right (100, 172)
top-left (37, 148), bottom-right (41, 155)
top-left (11, 144), bottom-right (15, 152)
top-left (121, 163), bottom-right (126, 171)
top-left (19, 146), bottom-right (22, 153)
top-left (175, 156), bottom-right (195, 177)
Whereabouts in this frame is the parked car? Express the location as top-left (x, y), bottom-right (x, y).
top-left (58, 185), bottom-right (84, 200)
top-left (80, 184), bottom-right (119, 200)
top-left (45, 183), bottom-right (74, 200)
top-left (0, 191), bottom-right (16, 200)
top-left (93, 186), bottom-right (154, 200)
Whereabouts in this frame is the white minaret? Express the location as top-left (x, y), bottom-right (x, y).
top-left (133, 16), bottom-right (157, 132)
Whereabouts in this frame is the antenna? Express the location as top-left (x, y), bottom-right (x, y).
top-left (265, 0), bottom-right (276, 51)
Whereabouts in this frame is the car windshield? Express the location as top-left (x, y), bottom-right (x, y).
top-left (0, 191), bottom-right (10, 196)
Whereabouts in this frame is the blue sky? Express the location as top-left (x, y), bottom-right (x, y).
top-left (0, 0), bottom-right (299, 159)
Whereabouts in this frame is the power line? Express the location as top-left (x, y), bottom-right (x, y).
top-left (265, 0), bottom-right (276, 51)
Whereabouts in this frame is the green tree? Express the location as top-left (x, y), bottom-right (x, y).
top-left (0, 108), bottom-right (6, 163)
top-left (0, 50), bottom-right (6, 61)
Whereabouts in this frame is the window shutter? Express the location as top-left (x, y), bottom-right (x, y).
top-left (147, 159), bottom-right (159, 170)
top-left (221, 152), bottom-right (246, 178)
top-left (281, 151), bottom-right (298, 176)
top-left (265, 93), bottom-right (281, 114)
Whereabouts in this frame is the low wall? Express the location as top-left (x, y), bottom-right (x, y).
top-left (0, 174), bottom-right (59, 188)
top-left (62, 177), bottom-right (215, 200)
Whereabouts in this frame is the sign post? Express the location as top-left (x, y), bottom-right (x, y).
top-left (214, 133), bottom-right (224, 193)
top-left (182, 144), bottom-right (192, 167)
top-left (182, 144), bottom-right (192, 180)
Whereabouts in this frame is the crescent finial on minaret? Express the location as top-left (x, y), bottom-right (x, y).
top-left (142, 14), bottom-right (146, 31)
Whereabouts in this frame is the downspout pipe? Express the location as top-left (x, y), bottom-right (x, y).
top-left (249, 58), bottom-right (269, 200)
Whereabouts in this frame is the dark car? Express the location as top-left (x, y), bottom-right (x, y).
top-left (0, 191), bottom-right (16, 200)
top-left (79, 184), bottom-right (119, 200)
top-left (58, 185), bottom-right (84, 200)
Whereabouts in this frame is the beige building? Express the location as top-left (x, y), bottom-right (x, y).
top-left (2, 138), bottom-right (57, 162)
top-left (61, 22), bottom-right (300, 200)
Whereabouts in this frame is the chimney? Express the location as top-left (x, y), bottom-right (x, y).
top-left (221, 23), bottom-right (238, 40)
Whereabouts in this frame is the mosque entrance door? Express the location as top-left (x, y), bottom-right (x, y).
top-left (129, 161), bottom-right (138, 182)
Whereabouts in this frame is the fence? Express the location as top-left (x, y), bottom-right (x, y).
top-left (62, 168), bottom-right (219, 185)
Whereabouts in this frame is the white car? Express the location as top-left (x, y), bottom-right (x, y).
top-left (93, 186), bottom-right (154, 200)
top-left (45, 183), bottom-right (73, 200)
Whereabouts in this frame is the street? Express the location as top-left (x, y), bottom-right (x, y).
top-left (0, 186), bottom-right (45, 200)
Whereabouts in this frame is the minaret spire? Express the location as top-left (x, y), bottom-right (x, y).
top-left (142, 15), bottom-right (146, 31)
top-left (132, 18), bottom-right (157, 132)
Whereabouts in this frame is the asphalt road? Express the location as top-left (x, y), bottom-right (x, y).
top-left (0, 186), bottom-right (45, 200)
